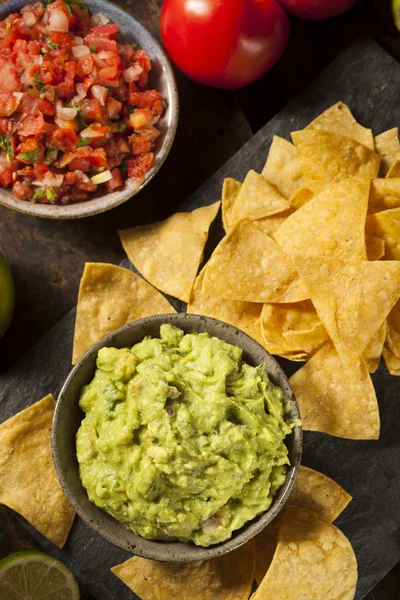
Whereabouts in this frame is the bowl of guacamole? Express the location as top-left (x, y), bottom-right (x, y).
top-left (52, 313), bottom-right (302, 562)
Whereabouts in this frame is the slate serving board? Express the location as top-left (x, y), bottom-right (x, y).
top-left (1, 37), bottom-right (400, 600)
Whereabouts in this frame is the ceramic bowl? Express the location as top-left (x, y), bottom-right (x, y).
top-left (0, 0), bottom-right (178, 219)
top-left (52, 313), bottom-right (302, 562)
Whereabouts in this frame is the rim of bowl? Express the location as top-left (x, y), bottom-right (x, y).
top-left (0, 0), bottom-right (178, 219)
top-left (52, 313), bottom-right (302, 562)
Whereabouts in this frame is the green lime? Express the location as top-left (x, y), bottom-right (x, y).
top-left (392, 0), bottom-right (400, 30)
top-left (0, 551), bottom-right (80, 600)
top-left (0, 250), bottom-right (14, 339)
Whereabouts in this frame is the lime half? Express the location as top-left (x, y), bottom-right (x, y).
top-left (0, 551), bottom-right (80, 600)
top-left (393, 0), bottom-right (400, 30)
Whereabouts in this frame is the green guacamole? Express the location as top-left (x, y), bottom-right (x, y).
top-left (76, 324), bottom-right (292, 546)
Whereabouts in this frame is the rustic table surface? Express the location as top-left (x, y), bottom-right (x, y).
top-left (0, 0), bottom-right (399, 598)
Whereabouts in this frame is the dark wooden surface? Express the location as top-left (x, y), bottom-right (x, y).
top-left (0, 0), bottom-right (400, 597)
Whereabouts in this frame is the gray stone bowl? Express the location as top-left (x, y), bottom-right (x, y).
top-left (52, 313), bottom-right (302, 562)
top-left (0, 0), bottom-right (178, 219)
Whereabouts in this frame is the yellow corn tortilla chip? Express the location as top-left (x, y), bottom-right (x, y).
top-left (289, 258), bottom-right (400, 366)
top-left (229, 170), bottom-right (290, 231)
top-left (289, 342), bottom-right (380, 439)
top-left (202, 221), bottom-right (309, 304)
top-left (275, 177), bottom-right (370, 263)
top-left (366, 207), bottom-right (400, 260)
top-left (187, 269), bottom-right (264, 346)
top-left (222, 178), bottom-right (241, 233)
top-left (252, 506), bottom-right (358, 600)
top-left (119, 202), bottom-right (220, 302)
top-left (260, 301), bottom-right (327, 359)
top-left (72, 263), bottom-right (175, 364)
top-left (386, 159), bottom-right (400, 178)
top-left (261, 136), bottom-right (307, 199)
top-left (375, 128), bottom-right (400, 175)
top-left (111, 541), bottom-right (255, 600)
top-left (289, 466), bottom-right (352, 523)
top-left (385, 299), bottom-right (400, 357)
top-left (289, 187), bottom-right (314, 209)
top-left (291, 130), bottom-right (380, 193)
top-left (306, 101), bottom-right (374, 150)
top-left (252, 209), bottom-right (295, 238)
top-left (366, 233), bottom-right (385, 261)
top-left (383, 345), bottom-right (400, 375)
top-left (254, 513), bottom-right (283, 585)
top-left (368, 178), bottom-right (400, 213)
top-left (0, 395), bottom-right (75, 547)
top-left (362, 321), bottom-right (386, 373)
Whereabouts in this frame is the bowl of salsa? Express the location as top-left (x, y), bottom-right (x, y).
top-left (0, 0), bottom-right (178, 218)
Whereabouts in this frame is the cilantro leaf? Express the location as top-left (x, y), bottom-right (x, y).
top-left (0, 135), bottom-right (14, 159)
top-left (33, 72), bottom-right (44, 91)
top-left (76, 137), bottom-right (91, 148)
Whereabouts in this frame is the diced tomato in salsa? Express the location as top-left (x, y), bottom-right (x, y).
top-left (0, 0), bottom-right (164, 204)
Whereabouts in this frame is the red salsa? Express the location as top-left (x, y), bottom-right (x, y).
top-left (0, 0), bottom-right (165, 204)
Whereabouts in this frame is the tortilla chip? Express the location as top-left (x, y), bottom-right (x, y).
top-left (253, 209), bottom-right (295, 238)
top-left (362, 321), bottom-right (386, 373)
top-left (291, 130), bottom-right (380, 193)
top-left (187, 269), bottom-right (264, 346)
top-left (72, 263), bottom-right (175, 364)
top-left (261, 136), bottom-right (307, 199)
top-left (289, 342), bottom-right (380, 439)
top-left (368, 178), bottom-right (400, 213)
top-left (0, 395), bottom-right (75, 547)
top-left (252, 506), bottom-right (358, 600)
top-left (289, 258), bottom-right (400, 366)
top-left (374, 128), bottom-right (400, 176)
top-left (260, 301), bottom-right (327, 359)
top-left (229, 171), bottom-right (290, 231)
top-left (290, 187), bottom-right (314, 209)
top-left (306, 101), bottom-right (374, 149)
top-left (383, 345), bottom-right (400, 375)
top-left (385, 298), bottom-right (400, 357)
top-left (289, 466), bottom-right (352, 523)
top-left (366, 207), bottom-right (400, 260)
top-left (386, 159), bottom-right (400, 178)
top-left (111, 541), bottom-right (255, 600)
top-left (119, 202), bottom-right (220, 302)
top-left (366, 233), bottom-right (385, 261)
top-left (275, 177), bottom-right (370, 263)
top-left (254, 513), bottom-right (283, 585)
top-left (222, 178), bottom-right (241, 233)
top-left (202, 221), bottom-right (309, 304)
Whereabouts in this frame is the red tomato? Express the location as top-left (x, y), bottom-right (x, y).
top-left (91, 23), bottom-right (119, 37)
top-left (276, 0), bottom-right (358, 20)
top-left (160, 0), bottom-right (289, 89)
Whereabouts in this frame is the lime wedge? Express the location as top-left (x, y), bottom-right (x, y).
top-left (393, 0), bottom-right (400, 30)
top-left (0, 551), bottom-right (80, 600)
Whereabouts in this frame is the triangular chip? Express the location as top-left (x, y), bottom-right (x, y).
top-left (289, 343), bottom-right (380, 439)
top-left (275, 177), bottom-right (370, 263)
top-left (188, 269), bottom-right (264, 345)
top-left (306, 101), bottom-right (374, 149)
top-left (386, 159), bottom-right (400, 178)
top-left (202, 221), bottom-right (309, 303)
top-left (385, 298), bottom-right (400, 357)
top-left (252, 209), bottom-right (295, 238)
top-left (222, 178), bottom-right (241, 233)
top-left (374, 128), bottom-right (400, 175)
top-left (289, 187), bottom-right (314, 209)
top-left (288, 258), bottom-right (400, 365)
top-left (0, 395), bottom-right (75, 547)
top-left (366, 233), bottom-right (385, 261)
top-left (383, 344), bottom-right (400, 375)
top-left (252, 506), bottom-right (358, 600)
top-left (119, 202), bottom-right (221, 302)
top-left (72, 263), bottom-right (175, 364)
top-left (229, 170), bottom-right (290, 230)
top-left (288, 466), bottom-right (352, 523)
top-left (291, 130), bottom-right (380, 193)
top-left (362, 321), bottom-right (386, 374)
top-left (254, 513), bottom-right (283, 585)
top-left (366, 207), bottom-right (400, 260)
top-left (368, 178), bottom-right (400, 213)
top-left (261, 136), bottom-right (307, 199)
top-left (111, 541), bottom-right (255, 600)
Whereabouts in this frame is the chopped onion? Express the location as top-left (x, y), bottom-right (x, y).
top-left (97, 51), bottom-right (115, 60)
top-left (73, 83), bottom-right (88, 103)
top-left (91, 170), bottom-right (112, 184)
top-left (48, 9), bottom-right (69, 33)
top-left (56, 100), bottom-right (77, 121)
top-left (80, 126), bottom-right (103, 139)
top-left (72, 45), bottom-right (90, 59)
top-left (91, 85), bottom-right (107, 107)
top-left (33, 55), bottom-right (43, 65)
top-left (13, 92), bottom-right (23, 103)
top-left (201, 519), bottom-right (219, 534)
top-left (73, 36), bottom-right (84, 45)
top-left (90, 13), bottom-right (110, 27)
top-left (23, 11), bottom-right (36, 27)
top-left (93, 55), bottom-right (107, 69)
top-left (123, 64), bottom-right (143, 82)
top-left (32, 173), bottom-right (64, 188)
